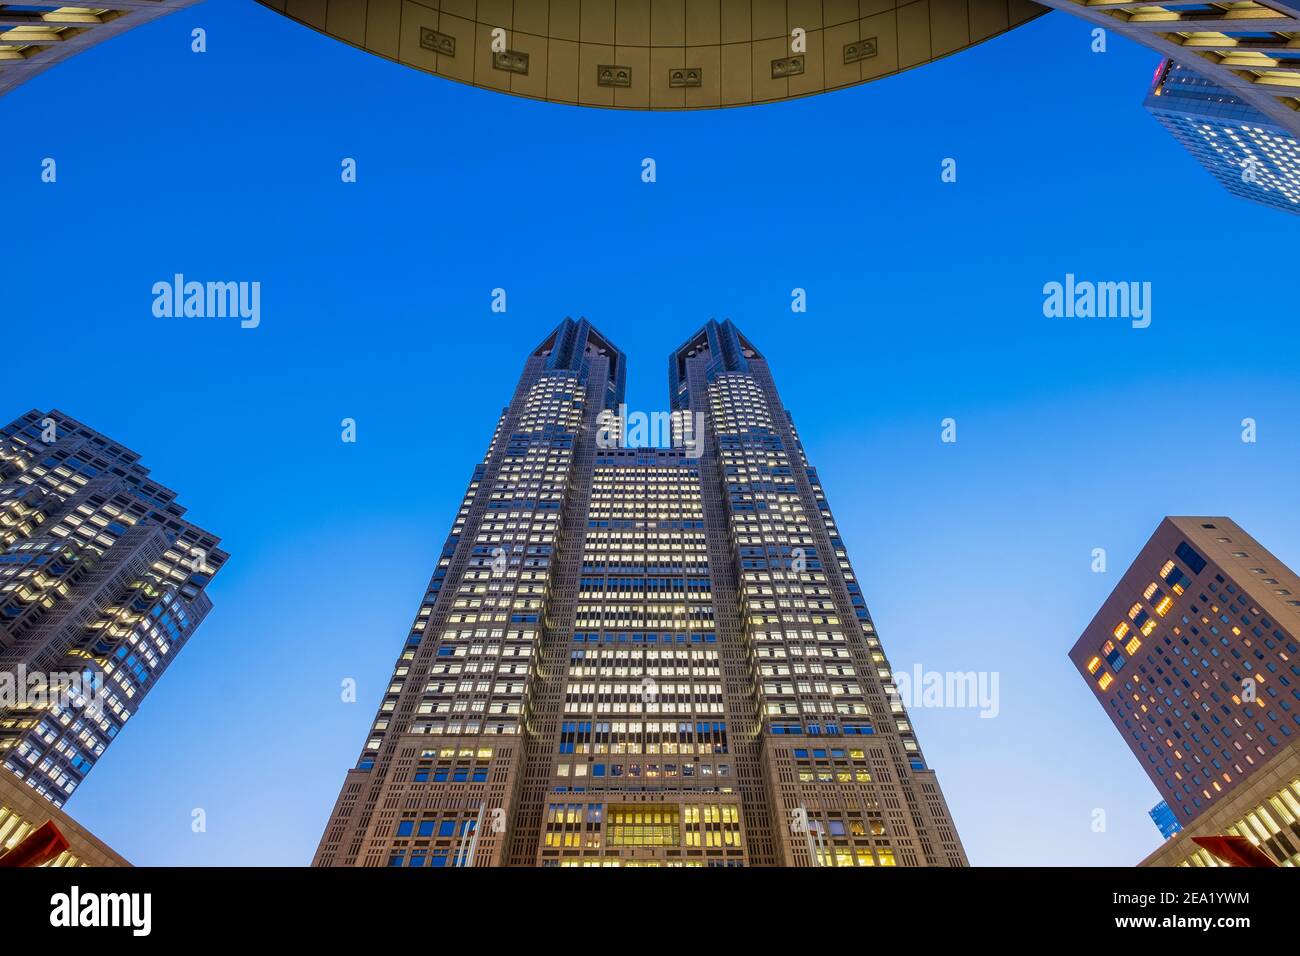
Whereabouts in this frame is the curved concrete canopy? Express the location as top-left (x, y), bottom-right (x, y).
top-left (257, 0), bottom-right (1047, 109)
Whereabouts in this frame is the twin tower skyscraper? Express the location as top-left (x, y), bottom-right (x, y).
top-left (314, 319), bottom-right (966, 867)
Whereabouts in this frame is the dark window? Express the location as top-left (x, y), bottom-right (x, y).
top-left (1176, 542), bottom-right (1207, 575)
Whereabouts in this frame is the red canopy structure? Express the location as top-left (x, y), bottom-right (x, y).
top-left (1190, 835), bottom-right (1278, 868)
top-left (0, 820), bottom-right (70, 868)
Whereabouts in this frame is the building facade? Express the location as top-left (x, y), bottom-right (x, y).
top-left (257, 0), bottom-right (1045, 110)
top-left (0, 1), bottom-right (201, 98)
top-left (1145, 59), bottom-right (1300, 215)
top-left (0, 409), bottom-right (226, 808)
top-left (1034, 0), bottom-right (1300, 138)
top-left (0, 768), bottom-right (128, 867)
top-left (314, 318), bottom-right (966, 867)
top-left (1069, 517), bottom-right (1300, 836)
top-left (1140, 744), bottom-right (1300, 866)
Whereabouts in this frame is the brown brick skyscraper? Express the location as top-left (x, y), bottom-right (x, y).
top-left (1070, 517), bottom-right (1300, 840)
top-left (314, 319), bottom-right (965, 867)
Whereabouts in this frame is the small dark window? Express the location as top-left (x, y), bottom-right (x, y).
top-left (1176, 541), bottom-right (1207, 575)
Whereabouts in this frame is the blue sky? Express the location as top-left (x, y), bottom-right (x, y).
top-left (4, 1), bottom-right (1298, 866)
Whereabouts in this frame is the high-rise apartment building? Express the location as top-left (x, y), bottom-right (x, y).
top-left (1069, 517), bottom-right (1300, 838)
top-left (1144, 59), bottom-right (1300, 215)
top-left (0, 409), bottom-right (226, 808)
top-left (314, 318), bottom-right (965, 868)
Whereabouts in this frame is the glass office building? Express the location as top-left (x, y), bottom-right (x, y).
top-left (1148, 800), bottom-right (1182, 840)
top-left (1145, 59), bottom-right (1300, 215)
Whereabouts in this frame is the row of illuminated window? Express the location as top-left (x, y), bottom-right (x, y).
top-left (761, 663), bottom-right (859, 678)
top-left (417, 700), bottom-right (522, 715)
top-left (403, 720), bottom-right (520, 737)
top-left (1089, 550), bottom-right (1202, 687)
top-left (763, 681), bottom-right (863, 696)
top-left (755, 647), bottom-right (854, 662)
top-left (766, 702), bottom-right (870, 715)
top-left (556, 761), bottom-right (732, 779)
top-left (419, 681), bottom-right (527, 696)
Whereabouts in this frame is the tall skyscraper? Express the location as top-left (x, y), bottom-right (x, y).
top-left (315, 318), bottom-right (965, 868)
top-left (0, 1), bottom-right (201, 98)
top-left (1144, 59), bottom-right (1300, 215)
top-left (1069, 517), bottom-right (1300, 862)
top-left (0, 409), bottom-right (226, 808)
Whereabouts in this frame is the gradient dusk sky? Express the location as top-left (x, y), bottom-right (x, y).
top-left (4, 0), bottom-right (1298, 866)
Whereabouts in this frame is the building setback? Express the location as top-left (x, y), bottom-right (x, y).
top-left (314, 318), bottom-right (966, 867)
top-left (1069, 517), bottom-right (1300, 853)
top-left (0, 410), bottom-right (226, 807)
